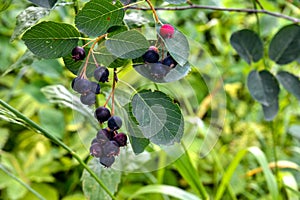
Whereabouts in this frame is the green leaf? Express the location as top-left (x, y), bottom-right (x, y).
top-left (131, 90), bottom-right (184, 145)
top-left (128, 185), bottom-right (201, 200)
top-left (38, 108), bottom-right (65, 139)
top-left (75, 0), bottom-right (125, 37)
top-left (230, 29), bottom-right (263, 64)
top-left (28, 0), bottom-right (57, 8)
top-left (124, 103), bottom-right (150, 154)
top-left (22, 21), bottom-right (80, 59)
top-left (106, 30), bottom-right (149, 59)
top-left (262, 99), bottom-right (278, 121)
top-left (247, 70), bottom-right (279, 106)
top-left (82, 158), bottom-right (121, 200)
top-left (0, 0), bottom-right (12, 12)
top-left (157, 25), bottom-right (189, 66)
top-left (269, 24), bottom-right (300, 64)
top-left (215, 147), bottom-right (278, 200)
top-left (11, 6), bottom-right (50, 42)
top-left (133, 62), bottom-right (190, 83)
top-left (288, 125), bottom-right (300, 140)
top-left (32, 59), bottom-right (63, 78)
top-left (94, 44), bottom-right (130, 68)
top-left (0, 129), bottom-right (9, 149)
top-left (276, 71), bottom-right (300, 101)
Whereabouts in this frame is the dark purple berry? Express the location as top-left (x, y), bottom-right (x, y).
top-left (103, 140), bottom-right (120, 156)
top-left (91, 138), bottom-right (98, 145)
top-left (94, 67), bottom-right (109, 83)
top-left (73, 78), bottom-right (91, 94)
top-left (150, 63), bottom-right (170, 78)
top-left (94, 107), bottom-right (111, 123)
top-left (90, 81), bottom-right (101, 94)
top-left (90, 143), bottom-right (103, 157)
top-left (97, 128), bottom-right (114, 141)
top-left (72, 46), bottom-right (86, 61)
top-left (100, 156), bottom-right (115, 168)
top-left (142, 50), bottom-right (159, 63)
top-left (113, 133), bottom-right (127, 147)
top-left (80, 92), bottom-right (96, 106)
top-left (162, 55), bottom-right (177, 68)
top-left (108, 116), bottom-right (122, 130)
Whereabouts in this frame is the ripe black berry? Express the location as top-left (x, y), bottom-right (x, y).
top-left (80, 92), bottom-right (96, 106)
top-left (73, 78), bottom-right (91, 94)
top-left (100, 156), bottom-right (115, 168)
top-left (72, 46), bottom-right (86, 61)
top-left (103, 140), bottom-right (120, 156)
top-left (97, 128), bottom-right (114, 141)
top-left (90, 143), bottom-right (103, 158)
top-left (95, 107), bottom-right (111, 123)
top-left (142, 50), bottom-right (159, 63)
top-left (113, 133), bottom-right (127, 147)
top-left (90, 81), bottom-right (101, 94)
top-left (162, 55), bottom-right (177, 68)
top-left (108, 116), bottom-right (122, 130)
top-left (94, 67), bottom-right (109, 83)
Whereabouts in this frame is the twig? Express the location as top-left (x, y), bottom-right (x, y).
top-left (127, 5), bottom-right (300, 23)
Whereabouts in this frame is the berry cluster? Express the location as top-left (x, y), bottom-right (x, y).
top-left (142, 46), bottom-right (177, 78)
top-left (70, 46), bottom-right (127, 167)
top-left (91, 107), bottom-right (127, 167)
top-left (71, 46), bottom-right (109, 106)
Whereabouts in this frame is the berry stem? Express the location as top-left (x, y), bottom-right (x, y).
top-left (80, 34), bottom-right (107, 78)
top-left (111, 68), bottom-right (118, 116)
top-left (145, 0), bottom-right (161, 24)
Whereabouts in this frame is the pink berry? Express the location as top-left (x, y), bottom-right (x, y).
top-left (160, 24), bottom-right (175, 39)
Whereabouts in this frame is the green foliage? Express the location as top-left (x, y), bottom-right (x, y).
top-left (22, 21), bottom-right (80, 59)
top-left (230, 29), bottom-right (263, 64)
top-left (1, 0), bottom-right (300, 200)
top-left (131, 90), bottom-right (184, 145)
top-left (75, 0), bottom-right (125, 37)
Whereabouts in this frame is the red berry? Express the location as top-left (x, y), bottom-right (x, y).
top-left (160, 24), bottom-right (175, 39)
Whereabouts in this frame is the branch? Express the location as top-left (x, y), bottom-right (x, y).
top-left (127, 5), bottom-right (300, 23)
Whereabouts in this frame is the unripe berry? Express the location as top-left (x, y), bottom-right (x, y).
top-left (160, 24), bottom-right (175, 39)
top-left (113, 133), bottom-right (127, 147)
top-left (108, 116), bottom-right (123, 130)
top-left (94, 66), bottom-right (109, 83)
top-left (72, 46), bottom-right (86, 61)
top-left (95, 107), bottom-right (111, 123)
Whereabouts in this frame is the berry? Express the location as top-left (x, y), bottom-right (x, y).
top-left (150, 62), bottom-right (170, 78)
top-left (72, 46), bottom-right (86, 61)
top-left (100, 156), bottom-right (115, 168)
top-left (108, 116), bottom-right (123, 130)
top-left (97, 128), bottom-right (114, 141)
top-left (91, 138), bottom-right (98, 145)
top-left (94, 67), bottom-right (109, 83)
top-left (162, 55), bottom-right (177, 68)
top-left (90, 81), bottom-right (101, 94)
top-left (94, 107), bottom-right (111, 123)
top-left (80, 92), bottom-right (96, 106)
top-left (73, 78), bottom-right (91, 94)
top-left (103, 140), bottom-right (120, 156)
top-left (90, 143), bottom-right (103, 157)
top-left (113, 133), bottom-right (127, 147)
top-left (142, 50), bottom-right (159, 63)
top-left (160, 24), bottom-right (175, 39)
